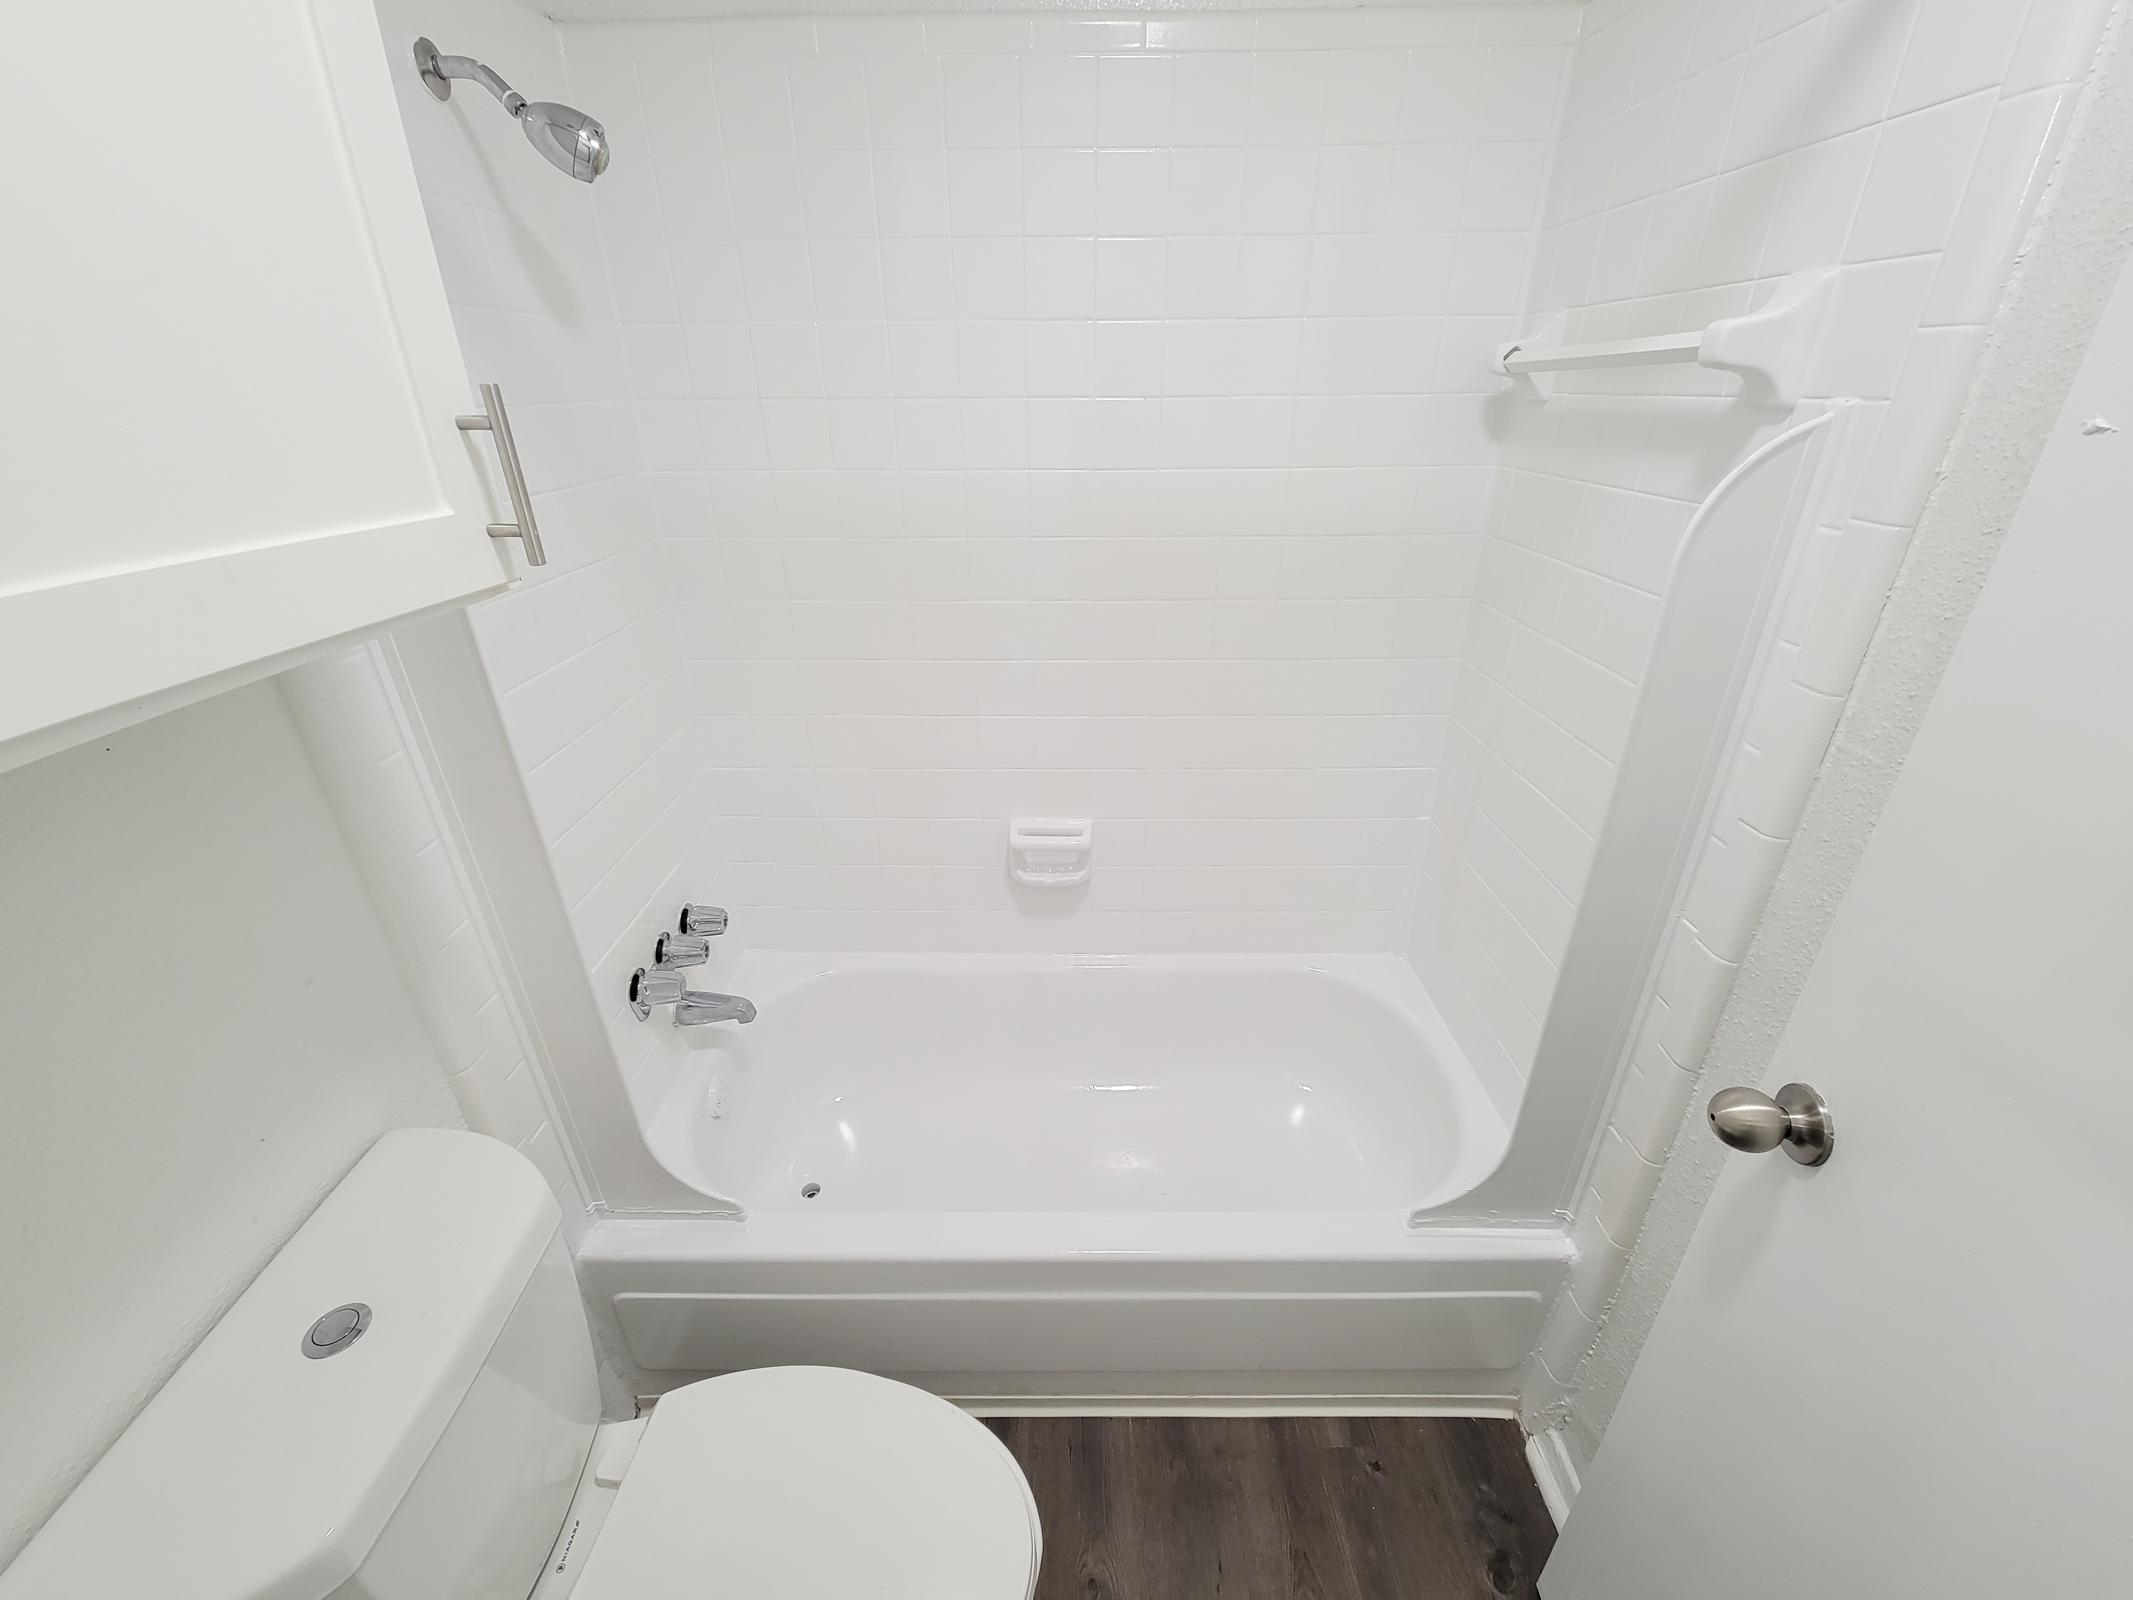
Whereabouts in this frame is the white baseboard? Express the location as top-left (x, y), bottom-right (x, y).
top-left (1525, 1426), bottom-right (1583, 1528)
top-left (628, 1365), bottom-right (1528, 1413)
top-left (952, 1392), bottom-right (1519, 1417)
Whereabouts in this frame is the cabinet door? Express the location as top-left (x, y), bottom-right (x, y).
top-left (0, 0), bottom-right (510, 764)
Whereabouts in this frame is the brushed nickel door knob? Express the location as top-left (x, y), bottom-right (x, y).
top-left (1707, 1082), bottom-right (1834, 1166)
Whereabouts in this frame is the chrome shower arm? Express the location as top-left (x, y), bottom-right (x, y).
top-left (438, 53), bottom-right (525, 115)
top-left (415, 39), bottom-right (524, 116)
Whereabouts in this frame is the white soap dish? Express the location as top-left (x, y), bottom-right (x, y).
top-left (1008, 817), bottom-right (1093, 886)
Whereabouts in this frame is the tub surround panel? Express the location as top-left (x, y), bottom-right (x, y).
top-left (559, 5), bottom-right (1578, 952)
top-left (372, 0), bottom-right (1582, 1114)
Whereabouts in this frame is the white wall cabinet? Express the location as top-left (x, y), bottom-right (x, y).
top-left (0, 0), bottom-right (513, 768)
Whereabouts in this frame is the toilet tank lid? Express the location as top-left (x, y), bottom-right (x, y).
top-left (0, 1129), bottom-right (560, 1600)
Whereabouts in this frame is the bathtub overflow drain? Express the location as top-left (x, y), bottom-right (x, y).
top-left (800, 1182), bottom-right (821, 1199)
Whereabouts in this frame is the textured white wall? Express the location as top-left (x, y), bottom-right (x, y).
top-left (0, 684), bottom-right (461, 1571)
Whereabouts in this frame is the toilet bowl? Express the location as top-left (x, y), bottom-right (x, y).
top-left (570, 1365), bottom-right (1040, 1600)
top-left (0, 1130), bottom-right (1040, 1600)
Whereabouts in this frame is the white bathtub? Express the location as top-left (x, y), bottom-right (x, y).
top-left (646, 954), bottom-right (1505, 1215)
top-left (587, 955), bottom-right (1564, 1401)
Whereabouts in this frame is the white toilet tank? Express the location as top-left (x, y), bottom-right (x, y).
top-left (0, 1129), bottom-right (601, 1600)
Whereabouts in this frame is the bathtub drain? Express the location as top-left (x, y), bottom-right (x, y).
top-left (800, 1182), bottom-right (821, 1200)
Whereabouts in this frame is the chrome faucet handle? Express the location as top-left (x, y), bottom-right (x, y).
top-left (629, 965), bottom-right (686, 1021)
top-left (678, 903), bottom-right (729, 937)
top-left (655, 931), bottom-right (709, 967)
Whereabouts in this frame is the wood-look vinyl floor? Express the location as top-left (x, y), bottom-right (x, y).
top-left (985, 1416), bottom-right (1556, 1600)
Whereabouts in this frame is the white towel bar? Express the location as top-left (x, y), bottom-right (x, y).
top-left (1499, 330), bottom-right (1704, 374)
top-left (1496, 268), bottom-right (1834, 406)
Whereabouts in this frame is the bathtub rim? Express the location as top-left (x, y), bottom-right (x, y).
top-left (583, 1209), bottom-right (1569, 1262)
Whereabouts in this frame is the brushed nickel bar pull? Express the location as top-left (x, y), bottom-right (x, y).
top-left (455, 382), bottom-right (547, 567)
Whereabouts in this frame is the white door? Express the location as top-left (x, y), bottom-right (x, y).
top-left (1541, 258), bottom-right (2133, 1592)
top-left (0, 0), bottom-right (509, 765)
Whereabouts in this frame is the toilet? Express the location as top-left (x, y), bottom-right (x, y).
top-left (0, 1130), bottom-right (1040, 1599)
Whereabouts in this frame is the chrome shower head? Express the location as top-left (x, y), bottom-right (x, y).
top-left (519, 101), bottom-right (610, 183)
top-left (413, 37), bottom-right (610, 184)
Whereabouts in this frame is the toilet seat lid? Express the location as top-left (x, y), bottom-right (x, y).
top-left (571, 1366), bottom-right (1039, 1600)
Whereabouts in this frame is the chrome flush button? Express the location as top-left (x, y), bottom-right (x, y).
top-left (302, 1302), bottom-right (371, 1359)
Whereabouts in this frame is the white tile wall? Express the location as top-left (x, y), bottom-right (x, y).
top-left (556, 5), bottom-right (1580, 952)
top-left (1414, 0), bottom-right (2108, 1102)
